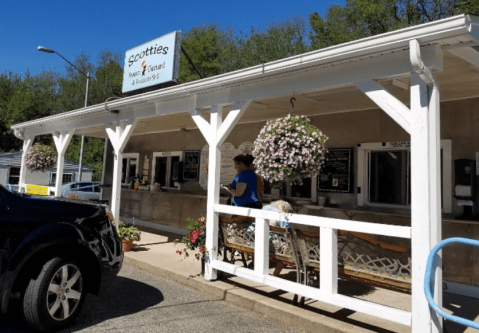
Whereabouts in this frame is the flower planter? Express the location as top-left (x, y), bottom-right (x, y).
top-left (121, 238), bottom-right (134, 252)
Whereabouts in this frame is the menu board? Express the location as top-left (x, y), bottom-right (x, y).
top-left (318, 148), bottom-right (353, 193)
top-left (183, 150), bottom-right (201, 180)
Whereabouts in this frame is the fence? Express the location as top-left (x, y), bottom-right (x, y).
top-left (211, 203), bottom-right (412, 326)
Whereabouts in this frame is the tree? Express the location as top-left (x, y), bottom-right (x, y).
top-left (309, 0), bottom-right (464, 50)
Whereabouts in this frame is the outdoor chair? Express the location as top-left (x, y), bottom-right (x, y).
top-left (295, 229), bottom-right (412, 294)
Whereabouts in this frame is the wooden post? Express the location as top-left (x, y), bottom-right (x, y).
top-left (53, 130), bottom-right (74, 197)
top-left (19, 135), bottom-right (33, 193)
top-left (320, 227), bottom-right (338, 294)
top-left (205, 105), bottom-right (223, 281)
top-left (410, 69), bottom-right (442, 333)
top-left (105, 119), bottom-right (137, 226)
top-left (254, 217), bottom-right (269, 276)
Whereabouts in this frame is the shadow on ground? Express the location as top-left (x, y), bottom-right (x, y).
top-left (443, 292), bottom-right (479, 333)
top-left (0, 275), bottom-right (164, 332)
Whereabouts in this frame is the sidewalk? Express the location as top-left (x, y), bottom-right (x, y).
top-left (123, 228), bottom-right (478, 333)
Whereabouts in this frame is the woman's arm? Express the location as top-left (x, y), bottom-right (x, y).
top-left (226, 182), bottom-right (246, 197)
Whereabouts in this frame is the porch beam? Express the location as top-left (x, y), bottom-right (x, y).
top-left (216, 100), bottom-right (251, 146)
top-left (410, 39), bottom-right (442, 333)
top-left (52, 129), bottom-right (75, 197)
top-left (105, 118), bottom-right (138, 226)
top-left (189, 108), bottom-right (212, 145)
top-left (355, 80), bottom-right (412, 134)
top-left (205, 105), bottom-right (223, 281)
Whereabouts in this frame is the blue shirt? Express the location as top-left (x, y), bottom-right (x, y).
top-left (231, 169), bottom-right (259, 207)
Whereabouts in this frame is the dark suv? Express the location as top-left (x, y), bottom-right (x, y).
top-left (0, 184), bottom-right (122, 331)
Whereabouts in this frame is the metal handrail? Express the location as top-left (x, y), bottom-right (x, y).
top-left (424, 237), bottom-right (479, 330)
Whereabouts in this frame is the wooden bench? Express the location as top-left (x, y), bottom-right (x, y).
top-left (295, 229), bottom-right (412, 294)
top-left (219, 215), bottom-right (302, 278)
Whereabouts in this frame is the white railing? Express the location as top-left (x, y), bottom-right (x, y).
top-left (212, 203), bottom-right (412, 327)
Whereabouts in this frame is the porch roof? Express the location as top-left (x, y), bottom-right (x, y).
top-left (11, 14), bottom-right (479, 139)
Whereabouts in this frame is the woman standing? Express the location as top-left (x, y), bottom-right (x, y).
top-left (223, 155), bottom-right (262, 209)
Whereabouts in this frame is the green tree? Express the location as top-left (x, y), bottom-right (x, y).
top-left (309, 0), bottom-right (464, 50)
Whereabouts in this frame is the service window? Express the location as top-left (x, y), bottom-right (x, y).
top-left (152, 151), bottom-right (182, 189)
top-left (121, 153), bottom-right (140, 184)
top-left (357, 140), bottom-right (452, 212)
top-left (369, 150), bottom-right (409, 205)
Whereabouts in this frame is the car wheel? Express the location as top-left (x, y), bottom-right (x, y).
top-left (21, 257), bottom-right (86, 331)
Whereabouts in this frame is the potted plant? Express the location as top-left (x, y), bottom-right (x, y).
top-left (253, 114), bottom-right (328, 191)
top-left (118, 220), bottom-right (141, 252)
top-left (175, 217), bottom-right (206, 272)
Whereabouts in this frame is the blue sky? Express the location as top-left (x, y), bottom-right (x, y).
top-left (1, 0), bottom-right (343, 77)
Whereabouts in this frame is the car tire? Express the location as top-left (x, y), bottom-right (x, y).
top-left (21, 257), bottom-right (86, 331)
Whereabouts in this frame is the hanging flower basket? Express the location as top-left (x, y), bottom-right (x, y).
top-left (252, 114), bottom-right (328, 187)
top-left (25, 143), bottom-right (57, 171)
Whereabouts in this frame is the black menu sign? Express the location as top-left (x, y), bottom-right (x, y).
top-left (183, 150), bottom-right (201, 181)
top-left (318, 148), bottom-right (353, 193)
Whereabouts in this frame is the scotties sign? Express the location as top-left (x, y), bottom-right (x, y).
top-left (122, 31), bottom-right (181, 93)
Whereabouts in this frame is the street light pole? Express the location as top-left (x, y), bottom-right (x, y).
top-left (38, 46), bottom-right (89, 181)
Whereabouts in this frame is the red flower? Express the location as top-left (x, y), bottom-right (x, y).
top-left (176, 250), bottom-right (182, 255)
top-left (199, 247), bottom-right (205, 253)
top-left (196, 228), bottom-right (202, 235)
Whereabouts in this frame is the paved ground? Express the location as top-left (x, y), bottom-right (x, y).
top-left (0, 264), bottom-right (293, 333)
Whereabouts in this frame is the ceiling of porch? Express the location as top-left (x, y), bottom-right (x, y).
top-left (73, 50), bottom-right (479, 139)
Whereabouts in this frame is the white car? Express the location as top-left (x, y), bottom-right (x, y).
top-left (61, 181), bottom-right (101, 201)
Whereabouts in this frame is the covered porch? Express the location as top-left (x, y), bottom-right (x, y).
top-left (11, 14), bottom-right (479, 332)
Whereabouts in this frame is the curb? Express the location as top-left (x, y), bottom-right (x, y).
top-left (124, 255), bottom-right (358, 333)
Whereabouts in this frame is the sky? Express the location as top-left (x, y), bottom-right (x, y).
top-left (1, 0), bottom-right (343, 77)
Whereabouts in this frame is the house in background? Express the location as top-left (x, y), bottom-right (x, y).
top-left (0, 151), bottom-right (95, 191)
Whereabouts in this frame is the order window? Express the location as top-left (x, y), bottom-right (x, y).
top-left (121, 153), bottom-right (139, 184)
top-left (152, 151), bottom-right (182, 189)
top-left (357, 140), bottom-right (452, 212)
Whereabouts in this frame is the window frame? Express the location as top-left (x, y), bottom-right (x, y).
top-left (7, 166), bottom-right (20, 185)
top-left (151, 151), bottom-right (183, 190)
top-left (50, 172), bottom-right (73, 185)
top-left (357, 140), bottom-right (452, 213)
top-left (121, 153), bottom-right (140, 185)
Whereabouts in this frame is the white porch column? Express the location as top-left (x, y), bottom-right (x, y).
top-left (410, 40), bottom-right (442, 333)
top-left (105, 119), bottom-right (137, 227)
top-left (53, 130), bottom-right (74, 197)
top-left (18, 134), bottom-right (34, 192)
top-left (189, 101), bottom-right (251, 281)
top-left (205, 105), bottom-right (223, 280)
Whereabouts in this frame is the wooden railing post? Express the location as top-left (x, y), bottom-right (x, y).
top-left (254, 217), bottom-right (269, 276)
top-left (320, 227), bottom-right (338, 294)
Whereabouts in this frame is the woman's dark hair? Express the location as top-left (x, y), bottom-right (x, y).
top-left (233, 154), bottom-right (246, 165)
top-left (243, 154), bottom-right (254, 167)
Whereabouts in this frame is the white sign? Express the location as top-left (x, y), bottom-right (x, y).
top-left (199, 142), bottom-right (255, 190)
top-left (122, 31), bottom-right (181, 93)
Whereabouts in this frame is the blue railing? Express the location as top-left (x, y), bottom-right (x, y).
top-left (425, 237), bottom-right (479, 330)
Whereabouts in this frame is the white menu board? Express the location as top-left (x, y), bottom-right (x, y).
top-left (199, 142), bottom-right (255, 190)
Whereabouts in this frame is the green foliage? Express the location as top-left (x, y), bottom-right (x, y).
top-left (118, 220), bottom-right (141, 241)
top-left (310, 0), bottom-right (463, 50)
